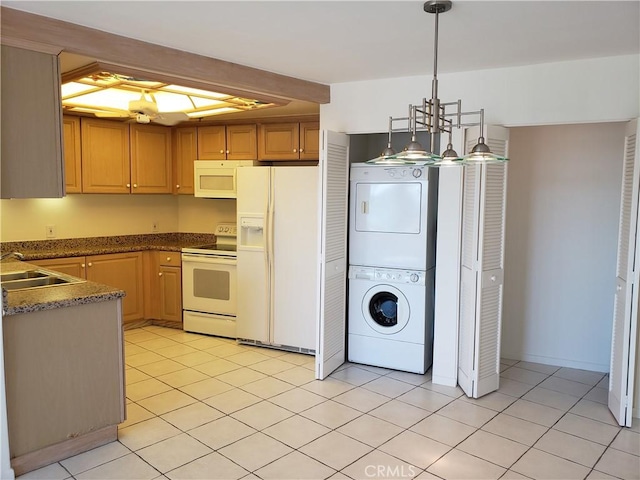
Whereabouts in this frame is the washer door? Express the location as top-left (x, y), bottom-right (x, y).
top-left (362, 284), bottom-right (410, 335)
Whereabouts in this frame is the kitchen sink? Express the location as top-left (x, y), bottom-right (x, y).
top-left (0, 270), bottom-right (50, 282)
top-left (1, 269), bottom-right (84, 291)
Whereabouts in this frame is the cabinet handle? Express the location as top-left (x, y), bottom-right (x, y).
top-left (220, 150), bottom-right (224, 154)
top-left (87, 262), bottom-right (93, 267)
top-left (126, 183), bottom-right (131, 188)
top-left (293, 148), bottom-right (297, 153)
top-left (81, 263), bottom-right (85, 268)
top-left (133, 184), bottom-right (138, 188)
top-left (166, 257), bottom-right (171, 262)
top-left (300, 148), bottom-right (304, 153)
top-left (176, 184), bottom-right (180, 189)
top-left (158, 272), bottom-right (163, 277)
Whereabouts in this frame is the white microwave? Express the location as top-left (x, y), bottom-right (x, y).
top-left (194, 160), bottom-right (258, 198)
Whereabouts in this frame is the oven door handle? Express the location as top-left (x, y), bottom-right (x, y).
top-left (181, 254), bottom-right (237, 266)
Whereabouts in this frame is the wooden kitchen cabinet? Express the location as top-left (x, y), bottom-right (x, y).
top-left (173, 127), bottom-right (197, 194)
top-left (63, 115), bottom-right (82, 193)
top-left (1, 45), bottom-right (65, 199)
top-left (198, 124), bottom-right (257, 160)
top-left (299, 121), bottom-right (320, 160)
top-left (32, 256), bottom-right (87, 279)
top-left (258, 121), bottom-right (319, 161)
top-left (86, 252), bottom-right (144, 324)
top-left (130, 124), bottom-right (172, 193)
top-left (81, 118), bottom-right (131, 194)
top-left (147, 251), bottom-right (182, 326)
top-left (197, 125), bottom-right (226, 160)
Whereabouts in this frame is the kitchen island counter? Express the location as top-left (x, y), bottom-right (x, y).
top-left (1, 259), bottom-right (125, 316)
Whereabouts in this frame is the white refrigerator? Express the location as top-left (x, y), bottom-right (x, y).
top-left (236, 166), bottom-right (319, 352)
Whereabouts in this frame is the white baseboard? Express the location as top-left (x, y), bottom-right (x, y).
top-left (502, 351), bottom-right (609, 373)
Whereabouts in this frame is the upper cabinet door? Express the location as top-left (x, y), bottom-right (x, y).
top-left (258, 123), bottom-right (300, 161)
top-left (226, 124), bottom-right (257, 160)
top-left (63, 116), bottom-right (82, 194)
top-left (1, 45), bottom-right (64, 199)
top-left (197, 125), bottom-right (226, 160)
top-left (81, 118), bottom-right (131, 194)
top-left (300, 122), bottom-right (320, 160)
top-left (130, 124), bottom-right (172, 194)
top-left (173, 127), bottom-right (197, 194)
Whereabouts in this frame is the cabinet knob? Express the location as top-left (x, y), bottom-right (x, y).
top-left (158, 272), bottom-right (163, 277)
top-left (81, 263), bottom-right (85, 268)
top-left (166, 257), bottom-right (171, 262)
top-left (126, 183), bottom-right (131, 188)
top-left (220, 150), bottom-right (224, 154)
top-left (300, 148), bottom-right (304, 153)
top-left (226, 150), bottom-right (230, 154)
top-left (87, 262), bottom-right (93, 267)
top-left (293, 148), bottom-right (297, 153)
top-left (176, 184), bottom-right (180, 189)
top-left (133, 184), bottom-right (138, 188)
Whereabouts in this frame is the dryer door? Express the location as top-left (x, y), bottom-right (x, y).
top-left (354, 182), bottom-right (423, 234)
top-left (362, 284), bottom-right (410, 335)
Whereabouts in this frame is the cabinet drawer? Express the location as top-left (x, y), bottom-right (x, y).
top-left (155, 251), bottom-right (181, 267)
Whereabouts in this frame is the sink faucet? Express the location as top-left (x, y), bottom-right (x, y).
top-left (0, 252), bottom-right (24, 261)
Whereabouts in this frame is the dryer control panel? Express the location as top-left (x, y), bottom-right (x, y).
top-left (349, 266), bottom-right (426, 286)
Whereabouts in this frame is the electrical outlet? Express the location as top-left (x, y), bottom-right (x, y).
top-left (46, 225), bottom-right (56, 238)
top-left (152, 221), bottom-right (159, 233)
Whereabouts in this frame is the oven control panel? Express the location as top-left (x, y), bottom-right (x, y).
top-left (216, 223), bottom-right (237, 236)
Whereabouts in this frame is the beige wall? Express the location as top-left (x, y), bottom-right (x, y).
top-left (0, 194), bottom-right (239, 242)
top-left (177, 196), bottom-right (236, 233)
top-left (502, 123), bottom-right (625, 371)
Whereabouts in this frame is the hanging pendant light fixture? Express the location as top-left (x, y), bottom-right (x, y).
top-left (366, 0), bottom-right (508, 166)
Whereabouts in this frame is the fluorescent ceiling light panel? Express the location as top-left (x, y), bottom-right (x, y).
top-left (61, 70), bottom-right (282, 122)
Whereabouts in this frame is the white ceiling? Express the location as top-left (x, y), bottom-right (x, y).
top-left (5, 0), bottom-right (639, 85)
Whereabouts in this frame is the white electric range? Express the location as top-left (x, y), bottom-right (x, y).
top-left (181, 224), bottom-right (237, 338)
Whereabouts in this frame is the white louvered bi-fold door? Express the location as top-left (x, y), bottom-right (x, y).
top-left (315, 131), bottom-right (350, 380)
top-left (609, 118), bottom-right (639, 427)
top-left (458, 126), bottom-right (509, 398)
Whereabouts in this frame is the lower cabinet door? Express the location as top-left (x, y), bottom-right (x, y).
top-left (87, 252), bottom-right (144, 323)
top-left (159, 265), bottom-right (182, 323)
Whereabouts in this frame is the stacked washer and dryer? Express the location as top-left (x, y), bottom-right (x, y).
top-left (348, 162), bottom-right (438, 374)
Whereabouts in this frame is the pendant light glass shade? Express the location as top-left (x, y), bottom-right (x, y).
top-left (460, 136), bottom-right (508, 164)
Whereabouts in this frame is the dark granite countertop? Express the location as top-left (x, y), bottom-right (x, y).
top-left (1, 259), bottom-right (125, 316)
top-left (1, 233), bottom-right (217, 316)
top-left (0, 232), bottom-right (217, 260)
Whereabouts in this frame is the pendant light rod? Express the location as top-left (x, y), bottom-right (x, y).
top-left (431, 2), bottom-right (440, 104)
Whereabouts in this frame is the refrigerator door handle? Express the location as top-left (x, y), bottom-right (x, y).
top-left (268, 175), bottom-right (276, 341)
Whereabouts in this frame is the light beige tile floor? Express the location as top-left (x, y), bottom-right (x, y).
top-left (17, 325), bottom-right (640, 480)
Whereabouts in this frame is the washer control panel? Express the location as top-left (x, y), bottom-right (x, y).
top-left (349, 266), bottom-right (426, 286)
top-left (384, 166), bottom-right (424, 179)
